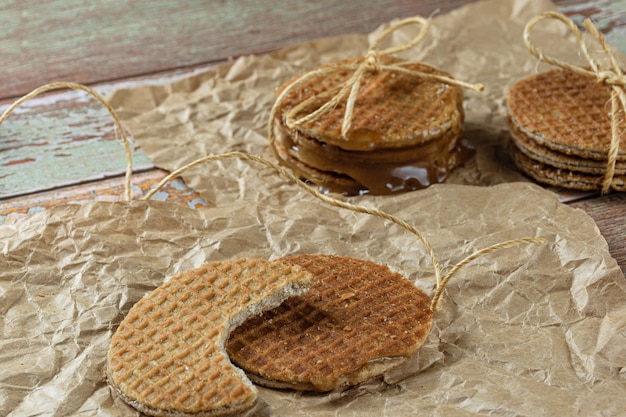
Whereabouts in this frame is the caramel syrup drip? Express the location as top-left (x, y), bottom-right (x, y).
top-left (279, 127), bottom-right (473, 195)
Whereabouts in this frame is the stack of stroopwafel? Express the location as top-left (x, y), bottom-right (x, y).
top-left (106, 258), bottom-right (313, 417)
top-left (272, 55), bottom-right (468, 195)
top-left (226, 254), bottom-right (433, 392)
top-left (507, 68), bottom-right (626, 192)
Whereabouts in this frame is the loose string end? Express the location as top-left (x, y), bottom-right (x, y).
top-left (429, 236), bottom-right (545, 312)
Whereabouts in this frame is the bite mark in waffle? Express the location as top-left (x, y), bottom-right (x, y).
top-left (226, 254), bottom-right (433, 392)
top-left (107, 258), bottom-right (313, 417)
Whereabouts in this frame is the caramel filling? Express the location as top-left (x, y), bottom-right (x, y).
top-left (274, 119), bottom-right (472, 195)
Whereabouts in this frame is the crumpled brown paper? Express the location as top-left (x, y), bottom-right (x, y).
top-left (1, 183), bottom-right (626, 416)
top-left (2, 0), bottom-right (626, 416)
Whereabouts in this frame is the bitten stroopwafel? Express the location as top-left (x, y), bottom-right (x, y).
top-left (106, 258), bottom-right (313, 417)
top-left (268, 16), bottom-right (483, 196)
top-left (507, 12), bottom-right (626, 193)
top-left (97, 148), bottom-right (543, 409)
top-left (226, 254), bottom-right (434, 392)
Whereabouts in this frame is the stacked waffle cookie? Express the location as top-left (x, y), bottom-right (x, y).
top-left (507, 68), bottom-right (626, 192)
top-left (272, 55), bottom-right (470, 196)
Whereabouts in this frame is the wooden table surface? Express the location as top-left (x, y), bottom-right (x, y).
top-left (1, 0), bottom-right (625, 274)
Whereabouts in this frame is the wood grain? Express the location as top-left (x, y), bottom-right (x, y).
top-left (554, 0), bottom-right (626, 52)
top-left (570, 193), bottom-right (626, 274)
top-left (0, 89), bottom-right (153, 198)
top-left (0, 169), bottom-right (206, 225)
top-left (4, 1), bottom-right (624, 202)
top-left (0, 0), bottom-right (476, 100)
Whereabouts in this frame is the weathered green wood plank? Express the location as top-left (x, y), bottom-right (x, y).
top-left (1, 0), bottom-right (625, 277)
top-left (0, 0), bottom-right (474, 100)
top-left (555, 0), bottom-right (626, 53)
top-left (0, 89), bottom-right (154, 198)
top-left (0, 169), bottom-right (207, 225)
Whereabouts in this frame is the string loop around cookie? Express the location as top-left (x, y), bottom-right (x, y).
top-left (0, 82), bottom-right (135, 201)
top-left (523, 11), bottom-right (626, 194)
top-left (143, 150), bottom-right (543, 313)
top-left (268, 15), bottom-right (484, 144)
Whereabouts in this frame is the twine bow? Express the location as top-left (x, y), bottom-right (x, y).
top-left (524, 11), bottom-right (626, 194)
top-left (269, 16), bottom-right (484, 144)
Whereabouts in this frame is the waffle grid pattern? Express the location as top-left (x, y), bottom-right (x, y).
top-left (279, 56), bottom-right (464, 150)
top-left (507, 69), bottom-right (626, 160)
top-left (107, 258), bottom-right (311, 416)
top-left (227, 254), bottom-right (433, 392)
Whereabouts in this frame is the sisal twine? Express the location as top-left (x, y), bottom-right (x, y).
top-left (3, 81), bottom-right (541, 313)
top-left (143, 151), bottom-right (543, 313)
top-left (0, 82), bottom-right (135, 201)
top-left (524, 11), bottom-right (626, 194)
top-left (267, 15), bottom-right (485, 146)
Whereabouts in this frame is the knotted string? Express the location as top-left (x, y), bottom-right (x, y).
top-left (268, 16), bottom-right (484, 145)
top-left (523, 11), bottom-right (626, 194)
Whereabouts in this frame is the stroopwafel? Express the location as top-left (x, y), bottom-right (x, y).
top-left (107, 258), bottom-right (313, 417)
top-left (507, 66), bottom-right (626, 192)
top-left (226, 254), bottom-right (433, 392)
top-left (271, 55), bottom-right (470, 195)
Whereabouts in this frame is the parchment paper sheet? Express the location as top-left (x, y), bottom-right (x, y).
top-left (2, 0), bottom-right (626, 416)
top-left (1, 182), bottom-right (626, 417)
